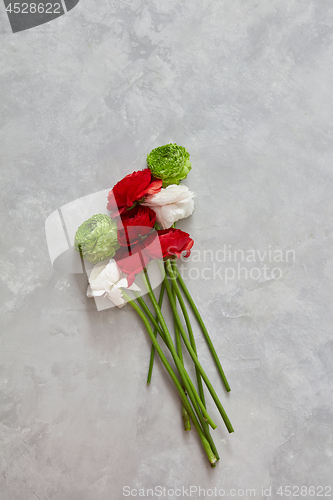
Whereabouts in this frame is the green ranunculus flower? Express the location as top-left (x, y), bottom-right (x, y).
top-left (74, 214), bottom-right (119, 264)
top-left (147, 143), bottom-right (192, 187)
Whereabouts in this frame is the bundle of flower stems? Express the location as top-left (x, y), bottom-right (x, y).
top-left (131, 260), bottom-right (232, 467)
top-left (74, 144), bottom-right (233, 466)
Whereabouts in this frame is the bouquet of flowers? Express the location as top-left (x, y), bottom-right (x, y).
top-left (74, 144), bottom-right (233, 466)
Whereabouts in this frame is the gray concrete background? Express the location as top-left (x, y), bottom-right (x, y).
top-left (1, 1), bottom-right (332, 498)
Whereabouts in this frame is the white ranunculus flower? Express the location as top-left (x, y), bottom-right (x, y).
top-left (142, 184), bottom-right (195, 229)
top-left (87, 259), bottom-right (140, 308)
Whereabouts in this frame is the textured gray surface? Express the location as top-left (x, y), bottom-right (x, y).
top-left (1, 0), bottom-right (333, 498)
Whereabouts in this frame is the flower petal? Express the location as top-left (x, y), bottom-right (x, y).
top-left (143, 185), bottom-right (195, 229)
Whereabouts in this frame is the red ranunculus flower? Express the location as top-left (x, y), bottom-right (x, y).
top-left (115, 245), bottom-right (151, 286)
top-left (107, 169), bottom-right (162, 215)
top-left (145, 228), bottom-right (194, 260)
top-left (117, 205), bottom-right (156, 247)
top-left (114, 228), bottom-right (193, 285)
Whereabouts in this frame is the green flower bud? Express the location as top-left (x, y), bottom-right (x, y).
top-left (74, 214), bottom-right (119, 264)
top-left (147, 143), bottom-right (192, 187)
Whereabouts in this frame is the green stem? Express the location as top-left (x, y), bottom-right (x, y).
top-left (172, 286), bottom-right (191, 431)
top-left (135, 292), bottom-right (217, 430)
top-left (170, 260), bottom-right (206, 404)
top-left (121, 289), bottom-right (217, 466)
top-left (146, 282), bottom-right (165, 385)
top-left (170, 260), bottom-right (219, 459)
top-left (173, 287), bottom-right (183, 362)
top-left (162, 260), bottom-right (234, 434)
top-left (135, 285), bottom-right (220, 458)
top-left (174, 263), bottom-right (231, 392)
